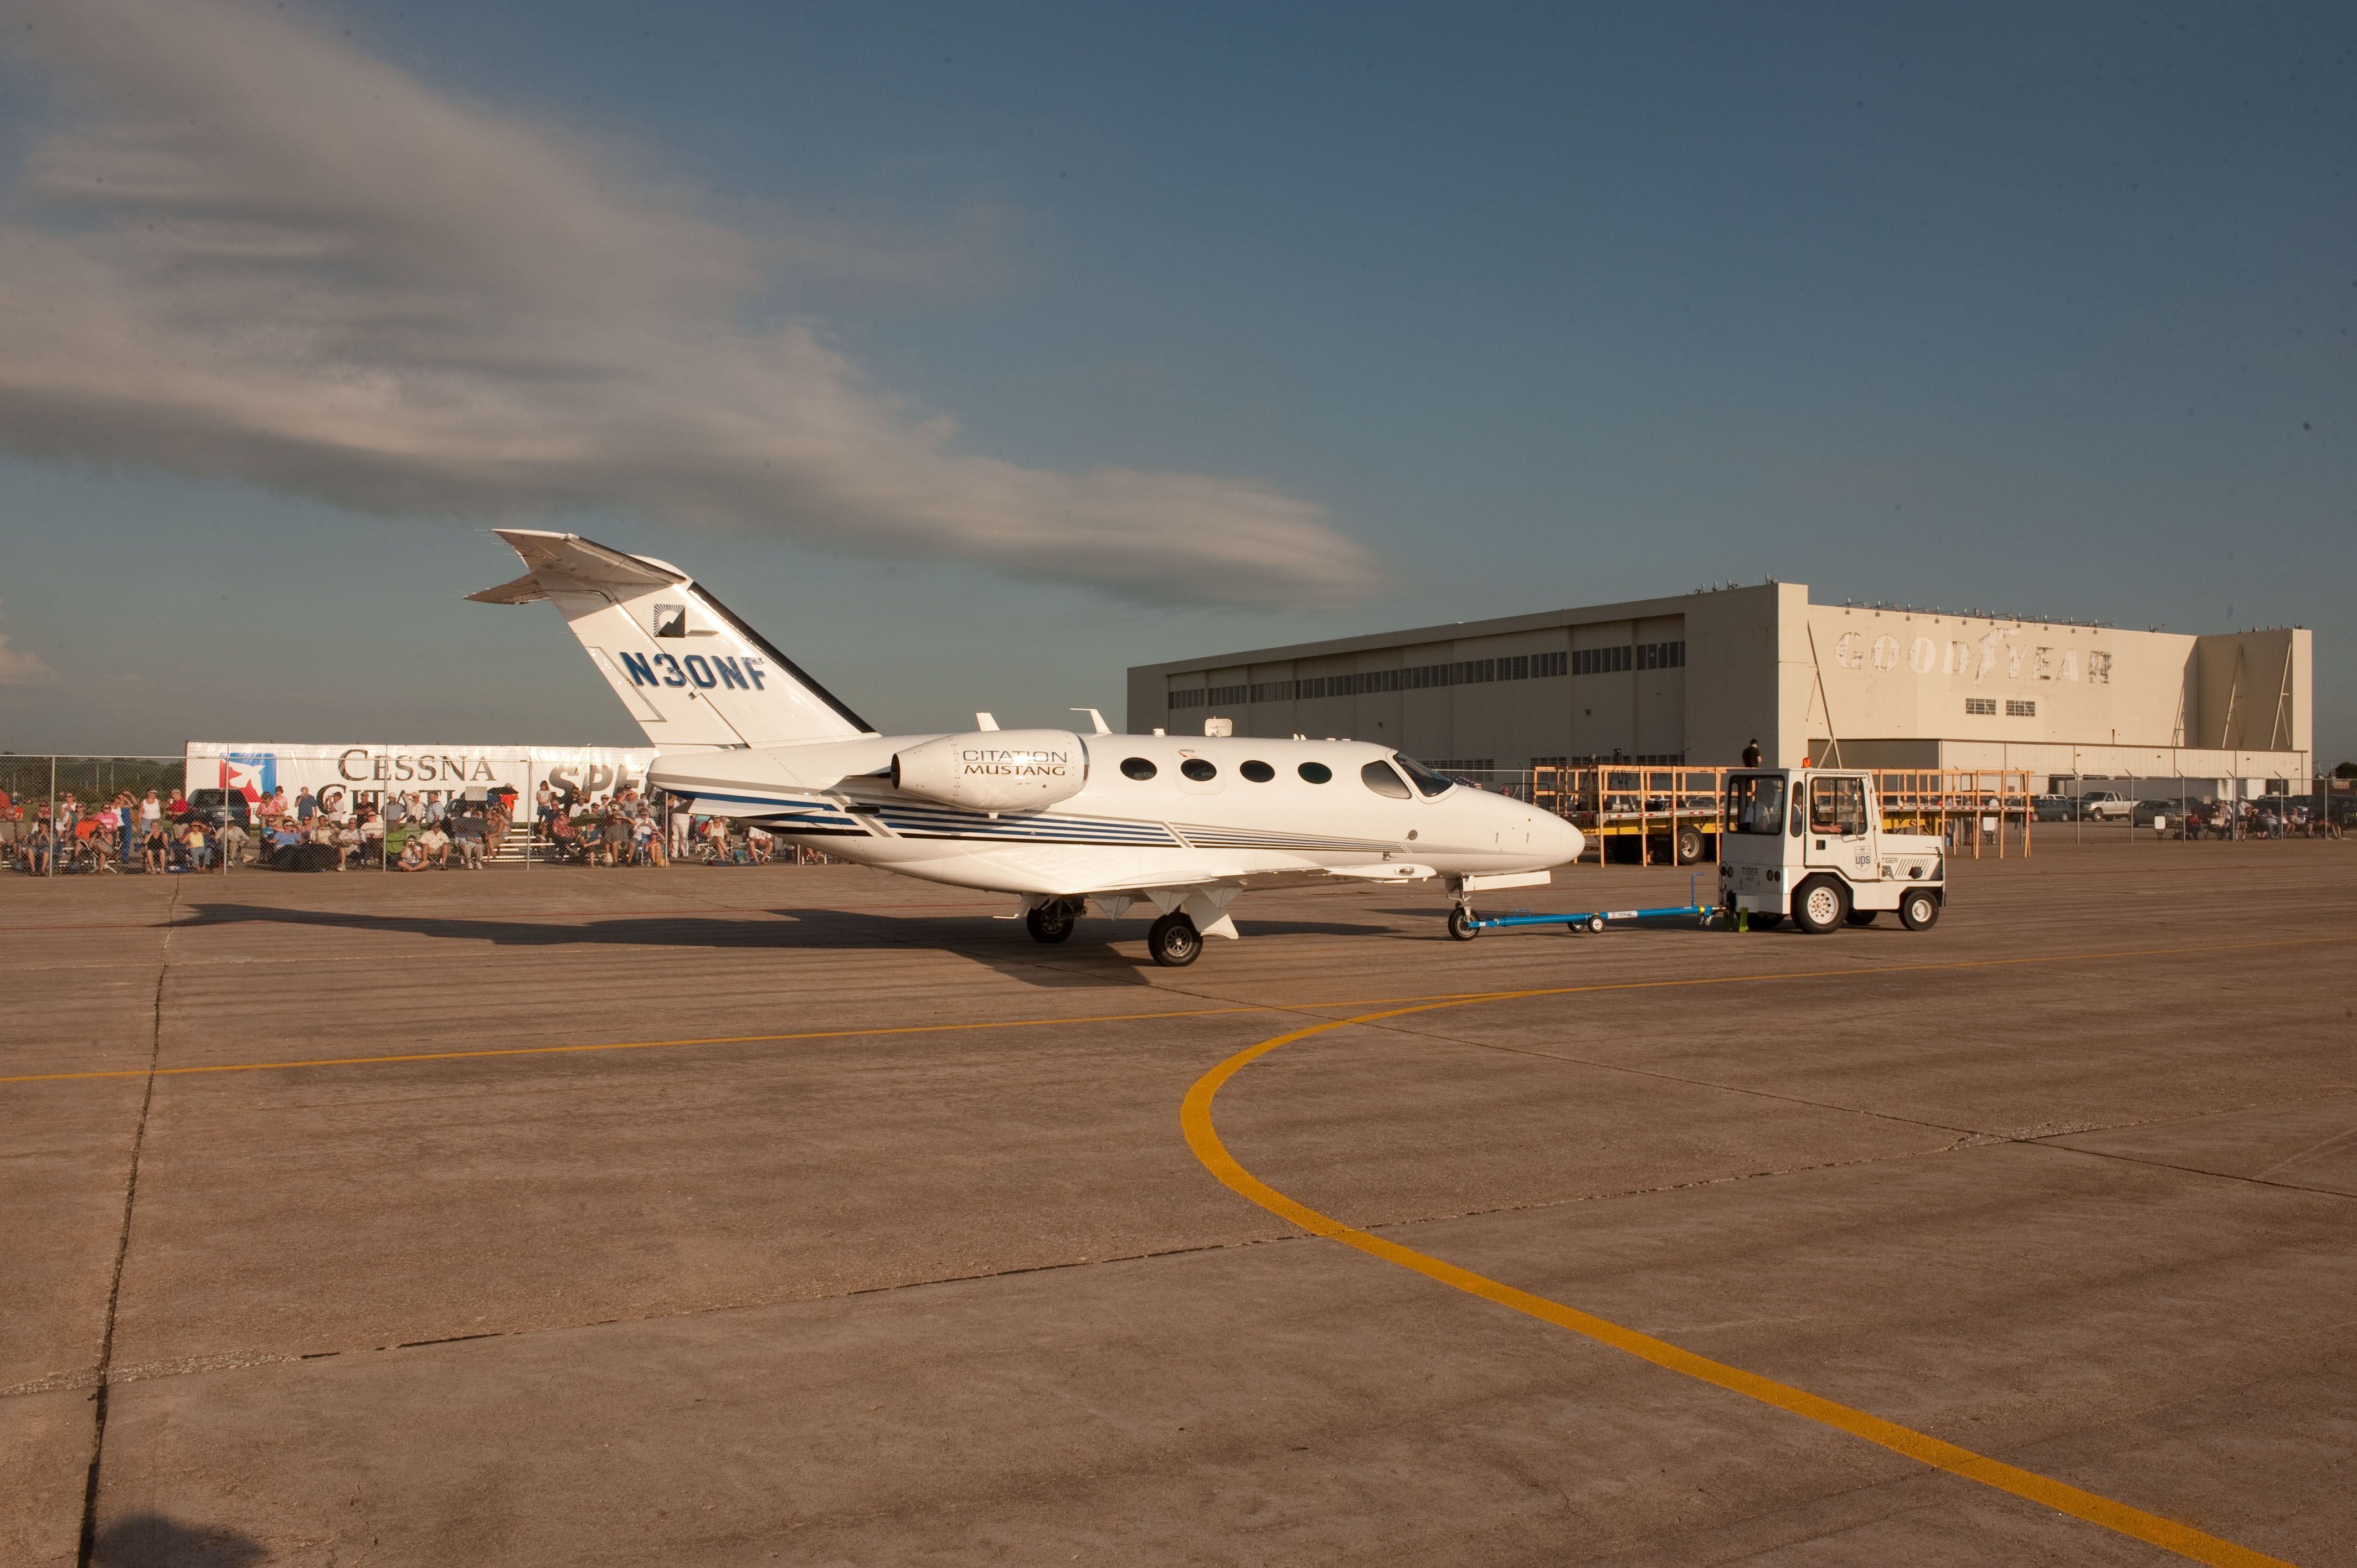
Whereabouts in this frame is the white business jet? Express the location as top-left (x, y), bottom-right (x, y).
top-left (472, 531), bottom-right (1584, 966)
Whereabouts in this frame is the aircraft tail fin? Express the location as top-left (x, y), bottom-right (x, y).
top-left (469, 530), bottom-right (873, 748)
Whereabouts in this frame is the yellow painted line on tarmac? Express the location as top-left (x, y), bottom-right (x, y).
top-left (1182, 951), bottom-right (2328, 1566)
top-left (0, 1005), bottom-right (1279, 1085)
top-left (3, 932), bottom-right (2347, 1089)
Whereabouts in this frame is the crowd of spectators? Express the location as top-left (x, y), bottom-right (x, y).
top-left (2, 780), bottom-right (825, 873)
top-left (0, 784), bottom-right (512, 874)
top-left (531, 782), bottom-right (804, 866)
top-left (2176, 797), bottom-right (2339, 839)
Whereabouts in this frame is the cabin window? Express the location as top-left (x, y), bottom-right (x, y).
top-left (1726, 774), bottom-right (1785, 835)
top-left (1120, 757), bottom-right (1157, 781)
top-left (1809, 776), bottom-right (1868, 836)
top-left (1180, 759), bottom-right (1217, 782)
top-left (1298, 761), bottom-right (1332, 784)
top-left (1239, 760), bottom-right (1275, 782)
top-left (1360, 760), bottom-right (1412, 799)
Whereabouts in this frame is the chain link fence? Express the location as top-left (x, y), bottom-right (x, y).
top-left (0, 754), bottom-right (837, 876)
top-left (2036, 774), bottom-right (2342, 840)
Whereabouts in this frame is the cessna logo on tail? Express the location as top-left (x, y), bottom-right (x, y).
top-left (618, 651), bottom-right (769, 692)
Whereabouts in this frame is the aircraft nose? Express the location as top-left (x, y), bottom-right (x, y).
top-left (1533, 804), bottom-right (1585, 866)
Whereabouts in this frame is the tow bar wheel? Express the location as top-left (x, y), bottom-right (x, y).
top-left (1447, 905), bottom-right (1481, 941)
top-left (1794, 877), bottom-right (1849, 935)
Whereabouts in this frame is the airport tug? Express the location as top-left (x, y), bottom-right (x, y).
top-left (1717, 768), bottom-right (1945, 933)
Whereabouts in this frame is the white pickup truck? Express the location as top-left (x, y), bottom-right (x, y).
top-left (1718, 768), bottom-right (1946, 933)
top-left (2076, 791), bottom-right (2135, 821)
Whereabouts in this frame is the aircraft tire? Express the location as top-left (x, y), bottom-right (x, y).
top-left (1025, 901), bottom-right (1077, 944)
top-left (1900, 889), bottom-right (1941, 931)
top-left (1147, 912), bottom-right (1202, 967)
top-left (1793, 876), bottom-right (1848, 935)
top-left (1447, 906), bottom-right (1481, 941)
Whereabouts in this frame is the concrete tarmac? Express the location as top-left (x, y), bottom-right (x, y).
top-left (2, 841), bottom-right (2351, 1566)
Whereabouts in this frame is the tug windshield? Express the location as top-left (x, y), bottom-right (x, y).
top-left (1726, 774), bottom-right (1786, 835)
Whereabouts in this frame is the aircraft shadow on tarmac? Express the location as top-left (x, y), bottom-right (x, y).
top-left (186, 903), bottom-right (1393, 989)
top-left (91, 1511), bottom-right (267, 1568)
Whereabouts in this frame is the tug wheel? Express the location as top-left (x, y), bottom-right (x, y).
top-left (1794, 876), bottom-right (1849, 935)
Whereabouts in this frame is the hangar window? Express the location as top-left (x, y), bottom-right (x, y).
top-left (1120, 757), bottom-right (1157, 781)
top-left (1360, 760), bottom-right (1413, 799)
top-left (1240, 760), bottom-right (1275, 782)
top-left (1297, 761), bottom-right (1332, 783)
top-left (1180, 758), bottom-right (1218, 782)
top-left (1965, 697), bottom-right (1997, 715)
top-left (1726, 774), bottom-right (1785, 835)
top-left (2007, 700), bottom-right (2036, 717)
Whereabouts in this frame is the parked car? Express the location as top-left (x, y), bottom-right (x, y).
top-left (2076, 791), bottom-right (2134, 821)
top-left (177, 788), bottom-right (253, 828)
top-left (2033, 794), bottom-right (2076, 821)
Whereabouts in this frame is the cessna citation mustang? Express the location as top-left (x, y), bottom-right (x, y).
top-left (471, 530), bottom-right (1584, 966)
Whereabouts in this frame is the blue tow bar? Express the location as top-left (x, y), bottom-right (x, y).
top-left (1461, 874), bottom-right (1720, 935)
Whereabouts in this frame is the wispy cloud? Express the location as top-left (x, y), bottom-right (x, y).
top-left (0, 0), bottom-right (1380, 607)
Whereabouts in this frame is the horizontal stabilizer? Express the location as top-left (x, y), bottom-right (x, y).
top-left (466, 571), bottom-right (550, 606)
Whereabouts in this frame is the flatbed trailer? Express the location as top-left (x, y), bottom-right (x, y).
top-left (1510, 765), bottom-right (2036, 866)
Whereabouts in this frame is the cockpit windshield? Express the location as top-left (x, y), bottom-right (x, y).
top-left (1393, 755), bottom-right (1457, 798)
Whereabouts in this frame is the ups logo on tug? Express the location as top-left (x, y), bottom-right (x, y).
top-left (892, 730), bottom-right (1088, 812)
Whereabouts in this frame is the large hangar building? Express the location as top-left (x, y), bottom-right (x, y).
top-left (1125, 581), bottom-right (2314, 790)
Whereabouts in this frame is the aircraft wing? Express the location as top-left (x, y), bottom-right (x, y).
top-left (1069, 863), bottom-right (1439, 896)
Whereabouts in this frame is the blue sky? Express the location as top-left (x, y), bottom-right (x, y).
top-left (0, 1), bottom-right (2349, 761)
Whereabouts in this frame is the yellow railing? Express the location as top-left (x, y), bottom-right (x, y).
top-left (1520, 766), bottom-right (2035, 864)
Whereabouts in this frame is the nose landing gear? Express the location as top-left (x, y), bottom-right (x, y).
top-left (1024, 899), bottom-right (1082, 943)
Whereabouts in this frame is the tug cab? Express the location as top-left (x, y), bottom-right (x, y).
top-left (1717, 769), bottom-right (1945, 933)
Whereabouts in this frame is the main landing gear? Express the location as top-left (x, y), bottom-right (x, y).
top-left (1024, 900), bottom-right (1080, 944)
top-left (1147, 912), bottom-right (1203, 967)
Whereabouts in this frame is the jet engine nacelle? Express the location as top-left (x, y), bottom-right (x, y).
top-left (890, 730), bottom-right (1088, 812)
